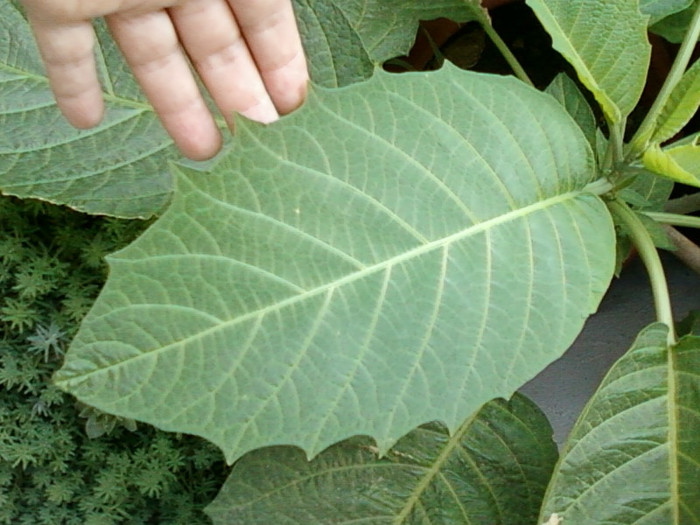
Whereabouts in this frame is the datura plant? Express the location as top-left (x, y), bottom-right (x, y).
top-left (1, 0), bottom-right (699, 523)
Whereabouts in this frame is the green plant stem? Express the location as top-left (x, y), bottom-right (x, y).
top-left (609, 200), bottom-right (676, 345)
top-left (603, 121), bottom-right (625, 172)
top-left (627, 2), bottom-right (700, 157)
top-left (481, 23), bottom-right (534, 87)
top-left (643, 211), bottom-right (700, 229)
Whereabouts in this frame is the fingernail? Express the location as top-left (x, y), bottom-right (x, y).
top-left (240, 99), bottom-right (279, 124)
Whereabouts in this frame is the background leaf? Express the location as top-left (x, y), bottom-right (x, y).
top-left (539, 324), bottom-right (700, 524)
top-left (295, 0), bottom-right (489, 88)
top-left (677, 310), bottom-right (700, 337)
top-left (640, 0), bottom-right (694, 24)
top-left (651, 57), bottom-right (700, 144)
top-left (545, 73), bottom-right (597, 149)
top-left (206, 394), bottom-right (558, 525)
top-left (55, 65), bottom-right (615, 464)
top-left (0, 1), bottom-right (175, 218)
top-left (525, 0), bottom-right (651, 124)
top-left (651, 1), bottom-right (698, 42)
top-left (618, 167), bottom-right (675, 211)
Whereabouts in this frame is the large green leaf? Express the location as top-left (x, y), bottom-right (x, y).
top-left (0, 1), bottom-right (175, 218)
top-left (525, 0), bottom-right (651, 124)
top-left (539, 324), bottom-right (700, 524)
top-left (1, 0), bottom-right (487, 217)
top-left (55, 65), bottom-right (616, 463)
top-left (206, 394), bottom-right (558, 524)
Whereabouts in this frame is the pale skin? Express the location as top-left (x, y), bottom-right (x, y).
top-left (21, 0), bottom-right (309, 160)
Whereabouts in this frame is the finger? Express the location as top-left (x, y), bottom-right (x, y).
top-left (228, 0), bottom-right (308, 114)
top-left (27, 17), bottom-right (104, 128)
top-left (107, 10), bottom-right (222, 160)
top-left (22, 0), bottom-right (183, 23)
top-left (168, 0), bottom-right (279, 125)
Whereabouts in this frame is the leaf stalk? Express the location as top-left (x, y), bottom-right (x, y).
top-left (481, 23), bottom-right (535, 87)
top-left (643, 211), bottom-right (700, 229)
top-left (603, 120), bottom-right (626, 172)
top-left (609, 200), bottom-right (676, 345)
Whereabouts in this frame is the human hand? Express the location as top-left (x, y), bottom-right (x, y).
top-left (21, 0), bottom-right (309, 160)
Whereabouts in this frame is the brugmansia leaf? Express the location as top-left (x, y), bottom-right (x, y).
top-left (55, 65), bottom-right (615, 464)
top-left (293, 0), bottom-right (489, 87)
top-left (539, 324), bottom-right (700, 524)
top-left (0, 1), bottom-right (175, 218)
top-left (652, 58), bottom-right (700, 144)
top-left (0, 0), bottom-right (487, 216)
top-left (206, 394), bottom-right (558, 525)
top-left (651, 1), bottom-right (698, 42)
top-left (525, 0), bottom-right (651, 124)
top-left (292, 0), bottom-right (373, 87)
top-left (643, 139), bottom-right (700, 187)
top-left (618, 167), bottom-right (675, 210)
top-left (677, 310), bottom-right (700, 337)
top-left (545, 73), bottom-right (597, 149)
top-left (640, 0), bottom-right (694, 24)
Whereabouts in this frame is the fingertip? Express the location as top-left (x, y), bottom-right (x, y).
top-left (176, 121), bottom-right (223, 161)
top-left (57, 90), bottom-right (105, 129)
top-left (277, 75), bottom-right (309, 116)
top-left (266, 51), bottom-right (310, 116)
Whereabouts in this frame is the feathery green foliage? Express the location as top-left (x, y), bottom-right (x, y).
top-left (0, 196), bottom-right (227, 524)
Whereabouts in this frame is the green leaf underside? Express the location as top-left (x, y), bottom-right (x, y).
top-left (206, 394), bottom-right (558, 525)
top-left (651, 2), bottom-right (698, 42)
top-left (545, 73), bottom-right (597, 149)
top-left (526, 0), bottom-right (651, 124)
top-left (293, 0), bottom-right (489, 88)
top-left (641, 0), bottom-right (695, 24)
top-left (55, 65), bottom-right (615, 464)
top-left (0, 2), bottom-right (175, 218)
top-left (540, 324), bottom-right (700, 524)
top-left (652, 57), bottom-right (700, 144)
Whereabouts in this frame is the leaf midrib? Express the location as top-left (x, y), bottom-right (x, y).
top-left (668, 341), bottom-right (680, 524)
top-left (57, 188), bottom-right (592, 384)
top-left (219, 459), bottom-right (431, 513)
top-left (393, 412), bottom-right (493, 524)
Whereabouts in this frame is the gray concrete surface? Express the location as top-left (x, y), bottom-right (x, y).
top-left (520, 254), bottom-right (700, 447)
